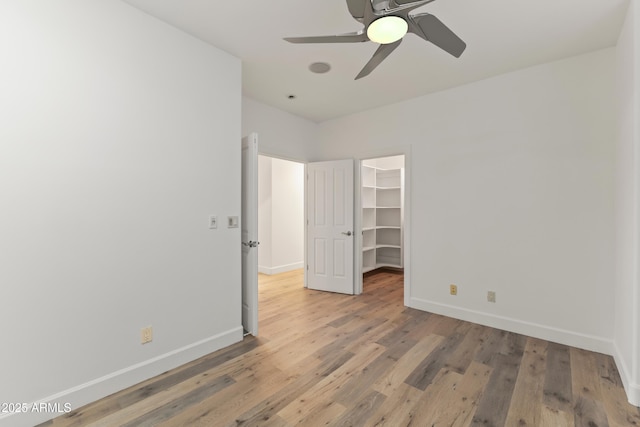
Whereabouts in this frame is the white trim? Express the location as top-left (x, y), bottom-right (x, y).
top-left (355, 159), bottom-right (364, 294)
top-left (304, 163), bottom-right (308, 288)
top-left (408, 296), bottom-right (613, 355)
top-left (632, 0), bottom-right (640, 405)
top-left (258, 262), bottom-right (304, 275)
top-left (613, 341), bottom-right (640, 407)
top-left (0, 327), bottom-right (243, 427)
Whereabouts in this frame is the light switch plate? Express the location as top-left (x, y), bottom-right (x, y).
top-left (228, 216), bottom-right (239, 228)
top-left (209, 215), bottom-right (217, 229)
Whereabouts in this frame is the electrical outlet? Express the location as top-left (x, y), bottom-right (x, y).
top-left (209, 215), bottom-right (217, 229)
top-left (450, 284), bottom-right (457, 296)
top-left (141, 326), bottom-right (153, 344)
top-left (487, 291), bottom-right (496, 303)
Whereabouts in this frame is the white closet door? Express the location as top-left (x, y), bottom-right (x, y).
top-left (307, 159), bottom-right (354, 294)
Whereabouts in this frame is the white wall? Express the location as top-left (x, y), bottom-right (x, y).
top-left (271, 158), bottom-right (305, 273)
top-left (258, 156), bottom-right (305, 274)
top-left (316, 49), bottom-right (617, 354)
top-left (614, 0), bottom-right (640, 407)
top-left (242, 96), bottom-right (317, 162)
top-left (0, 2), bottom-right (242, 426)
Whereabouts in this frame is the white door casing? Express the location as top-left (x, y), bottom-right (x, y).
top-left (241, 133), bottom-right (259, 336)
top-left (307, 159), bottom-right (354, 294)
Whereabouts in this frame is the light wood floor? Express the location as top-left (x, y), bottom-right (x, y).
top-left (43, 269), bottom-right (640, 427)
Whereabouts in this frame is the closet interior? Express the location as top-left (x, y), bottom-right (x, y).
top-left (361, 155), bottom-right (404, 274)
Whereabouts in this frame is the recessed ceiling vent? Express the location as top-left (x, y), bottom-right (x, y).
top-left (309, 62), bottom-right (331, 74)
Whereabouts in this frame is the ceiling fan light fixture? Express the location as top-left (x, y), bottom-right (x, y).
top-left (367, 16), bottom-right (408, 44)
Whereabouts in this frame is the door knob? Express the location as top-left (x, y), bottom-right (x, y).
top-left (242, 241), bottom-right (260, 248)
top-left (341, 231), bottom-right (352, 236)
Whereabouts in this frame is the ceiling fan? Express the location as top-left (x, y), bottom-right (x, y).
top-left (284, 0), bottom-right (466, 80)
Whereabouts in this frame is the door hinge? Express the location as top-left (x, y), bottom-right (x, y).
top-left (307, 265), bottom-right (309, 271)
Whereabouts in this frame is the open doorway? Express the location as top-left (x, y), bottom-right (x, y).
top-left (360, 155), bottom-right (405, 294)
top-left (257, 155), bottom-right (305, 278)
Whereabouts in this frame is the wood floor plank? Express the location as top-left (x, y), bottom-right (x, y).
top-left (230, 352), bottom-right (354, 427)
top-left (571, 347), bottom-right (605, 401)
top-left (407, 367), bottom-right (464, 426)
top-left (504, 337), bottom-right (548, 426)
top-left (375, 312), bottom-right (427, 348)
top-left (574, 394), bottom-right (610, 427)
top-left (404, 332), bottom-right (465, 390)
top-left (544, 342), bottom-right (574, 413)
top-left (313, 316), bottom-right (388, 361)
top-left (331, 390), bottom-right (386, 427)
top-left (449, 361), bottom-right (493, 426)
top-left (277, 342), bottom-right (385, 426)
top-left (372, 333), bottom-right (444, 396)
top-left (367, 382), bottom-right (424, 426)
top-left (474, 328), bottom-right (509, 366)
top-left (120, 375), bottom-right (236, 427)
top-left (89, 373), bottom-right (235, 427)
top-left (540, 405), bottom-right (575, 426)
top-left (44, 269), bottom-right (640, 427)
top-left (156, 361), bottom-right (290, 426)
top-left (594, 353), bottom-right (640, 427)
top-left (446, 323), bottom-right (490, 375)
top-left (419, 361), bottom-right (492, 427)
top-left (470, 351), bottom-right (522, 427)
top-left (333, 337), bottom-right (417, 405)
top-left (240, 414), bottom-right (290, 427)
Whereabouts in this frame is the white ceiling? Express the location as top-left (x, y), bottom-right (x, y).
top-left (122, 0), bottom-right (629, 122)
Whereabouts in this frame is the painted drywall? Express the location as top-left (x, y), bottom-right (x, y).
top-left (614, 0), bottom-right (640, 407)
top-left (0, 2), bottom-right (242, 426)
top-left (271, 158), bottom-right (305, 273)
top-left (258, 156), bottom-right (305, 274)
top-left (315, 48), bottom-right (617, 354)
top-left (242, 96), bottom-right (317, 162)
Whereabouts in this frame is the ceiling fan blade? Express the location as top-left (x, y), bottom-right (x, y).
top-left (395, 0), bottom-right (433, 4)
top-left (409, 13), bottom-right (466, 57)
top-left (355, 39), bottom-right (402, 80)
top-left (284, 31), bottom-right (368, 44)
top-left (346, 0), bottom-right (366, 20)
top-left (390, 0), bottom-right (437, 12)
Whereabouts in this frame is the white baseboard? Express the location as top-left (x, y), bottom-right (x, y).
top-left (258, 262), bottom-right (303, 275)
top-left (408, 297), bottom-right (613, 355)
top-left (0, 327), bottom-right (244, 427)
top-left (612, 341), bottom-right (640, 407)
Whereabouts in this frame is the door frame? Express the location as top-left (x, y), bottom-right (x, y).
top-left (254, 144), bottom-right (309, 288)
top-left (354, 146), bottom-right (411, 305)
top-left (250, 142), bottom-right (411, 304)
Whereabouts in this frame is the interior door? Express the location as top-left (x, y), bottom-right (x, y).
top-left (307, 159), bottom-right (354, 294)
top-left (241, 133), bottom-right (259, 336)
